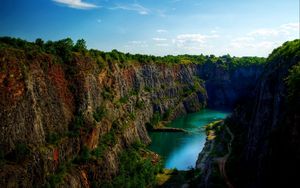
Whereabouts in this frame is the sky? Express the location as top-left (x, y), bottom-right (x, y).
top-left (0, 0), bottom-right (299, 57)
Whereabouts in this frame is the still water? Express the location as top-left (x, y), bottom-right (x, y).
top-left (148, 109), bottom-right (230, 170)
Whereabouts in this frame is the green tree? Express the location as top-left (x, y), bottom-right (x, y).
top-left (73, 39), bottom-right (87, 52)
top-left (55, 38), bottom-right (74, 60)
top-left (286, 63), bottom-right (300, 104)
top-left (35, 38), bottom-right (44, 48)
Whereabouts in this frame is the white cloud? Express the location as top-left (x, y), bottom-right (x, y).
top-left (156, 29), bottom-right (168, 33)
top-left (225, 22), bottom-right (299, 56)
top-left (248, 22), bottom-right (299, 37)
top-left (248, 29), bottom-right (279, 37)
top-left (129, 41), bottom-right (146, 44)
top-left (156, 43), bottom-right (169, 47)
top-left (173, 33), bottom-right (219, 45)
top-left (279, 22), bottom-right (299, 35)
top-left (230, 37), bottom-right (274, 49)
top-left (227, 36), bottom-right (279, 57)
top-left (53, 0), bottom-right (98, 9)
top-left (121, 22), bottom-right (298, 57)
top-left (229, 37), bottom-right (255, 48)
top-left (127, 41), bottom-right (148, 48)
top-left (170, 33), bottom-right (219, 54)
top-left (231, 42), bottom-right (276, 57)
top-left (152, 37), bottom-right (167, 41)
top-left (111, 3), bottom-right (150, 15)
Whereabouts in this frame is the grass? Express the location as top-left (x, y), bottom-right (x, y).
top-left (94, 141), bottom-right (162, 188)
top-left (207, 130), bottom-right (216, 140)
top-left (93, 106), bottom-right (107, 122)
top-left (156, 169), bottom-right (177, 185)
top-left (156, 168), bottom-right (202, 187)
top-left (205, 120), bottom-right (224, 140)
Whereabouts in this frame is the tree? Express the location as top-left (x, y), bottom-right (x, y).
top-left (286, 63), bottom-right (300, 104)
top-left (35, 38), bottom-right (44, 48)
top-left (55, 38), bottom-right (74, 62)
top-left (73, 39), bottom-right (87, 53)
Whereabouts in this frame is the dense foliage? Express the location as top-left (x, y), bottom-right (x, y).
top-left (286, 62), bottom-right (300, 105)
top-left (0, 37), bottom-right (266, 70)
top-left (268, 39), bottom-right (300, 62)
top-left (96, 142), bottom-right (162, 188)
top-left (225, 39), bottom-right (300, 188)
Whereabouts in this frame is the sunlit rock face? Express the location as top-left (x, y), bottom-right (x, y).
top-left (0, 49), bottom-right (208, 187)
top-left (0, 38), bottom-right (265, 187)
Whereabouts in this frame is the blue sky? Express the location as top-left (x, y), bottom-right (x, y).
top-left (0, 0), bottom-right (299, 56)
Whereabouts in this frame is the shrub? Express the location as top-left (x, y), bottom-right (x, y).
top-left (101, 130), bottom-right (117, 147)
top-left (286, 63), bottom-right (300, 105)
top-left (101, 86), bottom-right (113, 100)
top-left (93, 106), bottom-right (107, 122)
top-left (129, 112), bottom-right (136, 120)
top-left (129, 89), bottom-right (139, 96)
top-left (90, 130), bottom-right (118, 161)
top-left (91, 147), bottom-right (103, 159)
top-left (14, 143), bottom-right (30, 163)
top-left (144, 86), bottom-right (152, 92)
top-left (68, 113), bottom-right (85, 137)
top-left (80, 146), bottom-right (91, 163)
top-left (151, 112), bottom-right (161, 126)
top-left (145, 112), bottom-right (162, 130)
top-left (46, 132), bottom-right (61, 145)
top-left (119, 96), bottom-right (129, 104)
top-left (0, 147), bottom-right (5, 166)
top-left (101, 144), bottom-right (161, 188)
top-left (135, 100), bottom-right (145, 109)
top-left (47, 162), bottom-right (72, 188)
top-left (163, 109), bottom-right (172, 120)
top-left (73, 146), bottom-right (92, 164)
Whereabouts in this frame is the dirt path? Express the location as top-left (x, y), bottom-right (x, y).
top-left (216, 125), bottom-right (234, 188)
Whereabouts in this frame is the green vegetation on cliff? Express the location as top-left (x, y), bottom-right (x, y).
top-left (0, 36), bottom-right (283, 188)
top-left (225, 39), bottom-right (300, 188)
top-left (0, 37), bottom-right (265, 69)
top-left (268, 39), bottom-right (300, 62)
top-left (286, 62), bottom-right (300, 104)
top-left (95, 141), bottom-right (162, 188)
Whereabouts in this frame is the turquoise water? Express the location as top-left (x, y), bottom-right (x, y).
top-left (148, 109), bottom-right (230, 170)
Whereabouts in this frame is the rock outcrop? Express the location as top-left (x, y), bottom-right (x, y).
top-left (0, 45), bottom-right (207, 187)
top-left (0, 37), bottom-right (265, 187)
top-left (195, 60), bottom-right (263, 109)
top-left (224, 39), bottom-right (300, 188)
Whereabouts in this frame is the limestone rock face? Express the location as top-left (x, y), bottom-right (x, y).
top-left (0, 43), bottom-right (264, 187)
top-left (195, 62), bottom-right (263, 109)
top-left (222, 40), bottom-right (300, 188)
top-left (0, 49), bottom-right (208, 187)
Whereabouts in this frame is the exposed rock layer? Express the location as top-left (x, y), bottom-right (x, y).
top-left (0, 43), bottom-right (264, 187)
top-left (217, 40), bottom-right (299, 188)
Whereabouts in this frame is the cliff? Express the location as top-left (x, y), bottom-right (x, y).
top-left (195, 58), bottom-right (264, 109)
top-left (0, 37), bottom-right (264, 187)
top-left (225, 39), bottom-right (300, 188)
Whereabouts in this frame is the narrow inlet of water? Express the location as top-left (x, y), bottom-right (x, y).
top-left (148, 109), bottom-right (230, 170)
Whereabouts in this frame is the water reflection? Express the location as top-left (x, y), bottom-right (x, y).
top-left (148, 109), bottom-right (230, 170)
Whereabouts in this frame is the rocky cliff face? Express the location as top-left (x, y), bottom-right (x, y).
top-left (225, 40), bottom-right (300, 188)
top-left (195, 62), bottom-right (263, 109)
top-left (0, 47), bottom-right (207, 187)
top-left (0, 37), bottom-right (266, 187)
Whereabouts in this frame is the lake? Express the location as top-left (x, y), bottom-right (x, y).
top-left (148, 109), bottom-right (230, 170)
